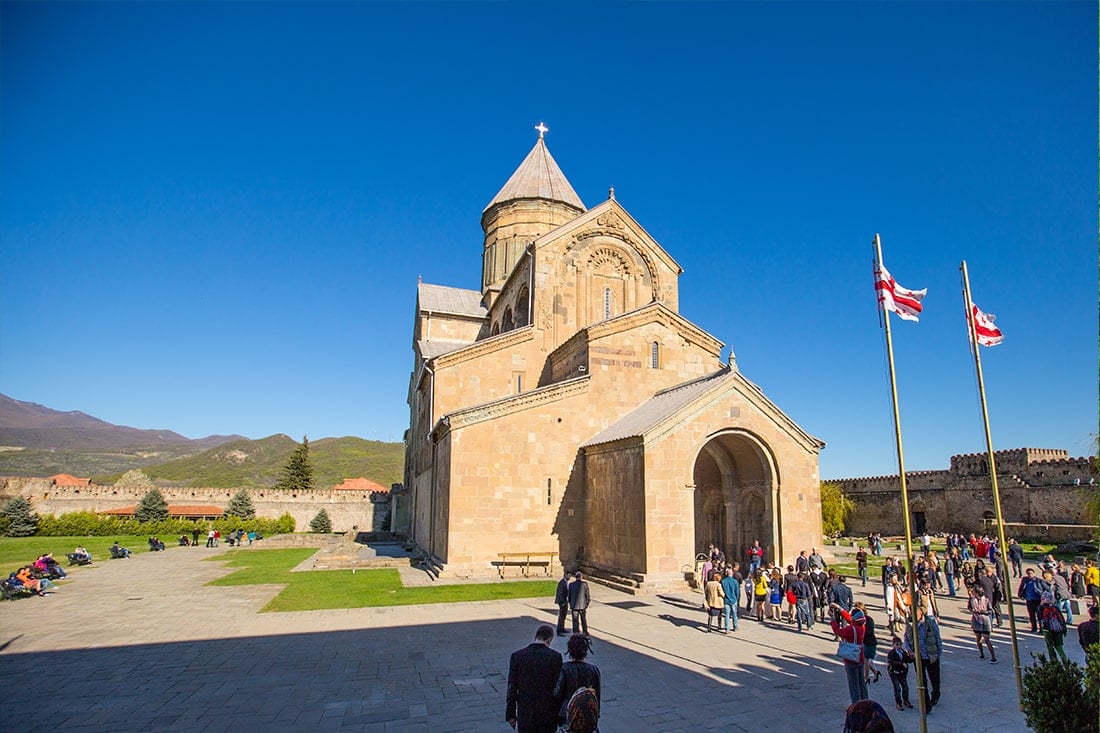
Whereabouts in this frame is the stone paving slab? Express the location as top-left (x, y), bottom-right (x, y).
top-left (0, 545), bottom-right (1073, 732)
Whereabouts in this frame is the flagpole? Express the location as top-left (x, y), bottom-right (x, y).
top-left (874, 234), bottom-right (928, 733)
top-left (960, 260), bottom-right (1024, 707)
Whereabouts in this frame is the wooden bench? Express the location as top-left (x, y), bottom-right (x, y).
top-left (495, 552), bottom-right (558, 578)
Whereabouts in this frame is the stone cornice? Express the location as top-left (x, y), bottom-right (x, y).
top-left (436, 376), bottom-right (590, 435)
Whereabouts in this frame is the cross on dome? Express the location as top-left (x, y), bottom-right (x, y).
top-left (535, 122), bottom-right (548, 138)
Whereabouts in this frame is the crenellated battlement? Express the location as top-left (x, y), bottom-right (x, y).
top-left (824, 446), bottom-right (1095, 536)
top-left (0, 477), bottom-right (393, 533)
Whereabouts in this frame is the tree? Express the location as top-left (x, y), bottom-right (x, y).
top-left (275, 436), bottom-right (314, 492)
top-left (1, 496), bottom-right (38, 537)
top-left (820, 481), bottom-right (853, 536)
top-left (134, 488), bottom-right (169, 523)
top-left (225, 489), bottom-right (256, 520)
top-left (310, 508), bottom-right (332, 533)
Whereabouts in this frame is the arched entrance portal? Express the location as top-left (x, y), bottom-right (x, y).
top-left (692, 431), bottom-right (778, 566)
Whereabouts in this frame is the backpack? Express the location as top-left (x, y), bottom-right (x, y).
top-left (565, 686), bottom-right (599, 733)
top-left (1043, 607), bottom-right (1066, 634)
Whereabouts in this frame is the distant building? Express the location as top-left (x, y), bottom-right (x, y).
top-left (333, 477), bottom-right (389, 493)
top-left (49, 474), bottom-right (92, 487)
top-left (828, 448), bottom-right (1095, 537)
top-left (100, 504), bottom-right (225, 521)
top-left (401, 129), bottom-right (824, 589)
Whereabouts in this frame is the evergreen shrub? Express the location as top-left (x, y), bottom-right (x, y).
top-left (1020, 651), bottom-right (1098, 733)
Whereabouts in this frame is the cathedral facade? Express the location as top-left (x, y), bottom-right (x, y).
top-left (402, 130), bottom-right (824, 589)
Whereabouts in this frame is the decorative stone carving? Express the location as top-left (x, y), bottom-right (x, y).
top-left (588, 247), bottom-right (631, 276)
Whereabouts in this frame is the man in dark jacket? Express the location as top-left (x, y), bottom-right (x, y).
top-left (568, 571), bottom-right (591, 636)
top-left (1077, 605), bottom-right (1099, 651)
top-left (506, 625), bottom-right (563, 733)
top-left (554, 570), bottom-right (571, 636)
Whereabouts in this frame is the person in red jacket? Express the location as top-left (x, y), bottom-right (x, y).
top-left (831, 602), bottom-right (868, 704)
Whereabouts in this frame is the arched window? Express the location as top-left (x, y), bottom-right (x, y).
top-left (650, 341), bottom-right (660, 369)
top-left (491, 322), bottom-right (500, 336)
top-left (603, 287), bottom-right (611, 320)
top-left (516, 286), bottom-right (530, 326)
top-left (502, 307), bottom-right (514, 332)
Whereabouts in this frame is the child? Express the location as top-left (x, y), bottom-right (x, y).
top-left (885, 636), bottom-right (914, 712)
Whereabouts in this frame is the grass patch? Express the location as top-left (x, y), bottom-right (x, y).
top-left (206, 549), bottom-right (558, 612)
top-left (0, 535), bottom-right (158, 568)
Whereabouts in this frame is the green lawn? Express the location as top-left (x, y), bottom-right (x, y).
top-left (0, 534), bottom-right (159, 569)
top-left (206, 548), bottom-right (559, 612)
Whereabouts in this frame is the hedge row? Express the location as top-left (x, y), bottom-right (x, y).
top-left (33, 511), bottom-right (296, 537)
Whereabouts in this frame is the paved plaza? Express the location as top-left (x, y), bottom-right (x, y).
top-left (0, 544), bottom-right (1067, 732)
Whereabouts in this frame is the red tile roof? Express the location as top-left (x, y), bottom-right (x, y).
top-left (49, 474), bottom-right (92, 486)
top-left (333, 477), bottom-right (389, 492)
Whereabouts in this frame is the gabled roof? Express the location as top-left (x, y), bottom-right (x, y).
top-left (417, 282), bottom-right (486, 319)
top-left (484, 136), bottom-right (585, 213)
top-left (582, 369), bottom-right (732, 447)
top-left (582, 367), bottom-right (824, 452)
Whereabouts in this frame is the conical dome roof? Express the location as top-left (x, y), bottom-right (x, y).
top-left (483, 135), bottom-right (585, 213)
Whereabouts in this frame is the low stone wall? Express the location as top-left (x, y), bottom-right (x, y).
top-left (1, 477), bottom-right (390, 534)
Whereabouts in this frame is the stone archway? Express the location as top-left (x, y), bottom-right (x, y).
top-left (692, 430), bottom-right (778, 565)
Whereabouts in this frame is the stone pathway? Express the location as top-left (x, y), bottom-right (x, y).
top-left (0, 544), bottom-right (1074, 732)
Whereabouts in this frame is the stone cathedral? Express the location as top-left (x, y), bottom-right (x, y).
top-left (402, 128), bottom-right (824, 590)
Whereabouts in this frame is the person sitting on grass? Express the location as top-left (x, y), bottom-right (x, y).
top-left (111, 541), bottom-right (132, 558)
top-left (73, 545), bottom-right (92, 564)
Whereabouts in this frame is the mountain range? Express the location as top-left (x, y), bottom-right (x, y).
top-left (0, 394), bottom-right (404, 487)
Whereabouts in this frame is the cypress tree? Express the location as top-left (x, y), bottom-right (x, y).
top-left (135, 488), bottom-right (170, 522)
top-left (226, 489), bottom-right (256, 519)
top-left (309, 508), bottom-right (332, 533)
top-left (275, 436), bottom-right (314, 492)
top-left (1, 496), bottom-right (39, 537)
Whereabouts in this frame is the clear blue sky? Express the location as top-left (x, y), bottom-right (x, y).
top-left (1, 2), bottom-right (1095, 479)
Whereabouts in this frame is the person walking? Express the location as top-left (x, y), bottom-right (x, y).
top-left (793, 572), bottom-right (814, 632)
top-left (856, 547), bottom-right (869, 587)
top-left (568, 571), bottom-right (591, 637)
top-left (704, 571), bottom-right (725, 632)
top-left (967, 585), bottom-right (997, 663)
top-left (885, 636), bottom-right (914, 712)
top-left (905, 608), bottom-right (942, 711)
top-left (721, 564), bottom-right (742, 632)
top-left (553, 634), bottom-right (600, 733)
top-left (1007, 539), bottom-right (1023, 577)
top-left (1017, 568), bottom-right (1045, 632)
top-left (554, 570), bottom-right (571, 636)
top-left (505, 625), bottom-right (563, 733)
top-left (830, 603), bottom-right (868, 705)
top-left (1038, 592), bottom-right (1069, 661)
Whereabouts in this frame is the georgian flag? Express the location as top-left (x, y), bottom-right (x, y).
top-left (874, 263), bottom-right (927, 322)
top-left (971, 303), bottom-right (1004, 346)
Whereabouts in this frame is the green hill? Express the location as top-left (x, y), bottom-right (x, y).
top-left (95, 435), bottom-right (404, 489)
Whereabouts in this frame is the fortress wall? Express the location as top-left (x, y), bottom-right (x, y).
top-left (1, 478), bottom-right (388, 533)
top-left (830, 448), bottom-right (1095, 538)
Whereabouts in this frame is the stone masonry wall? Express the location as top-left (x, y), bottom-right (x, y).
top-left (830, 449), bottom-right (1095, 537)
top-left (1, 478), bottom-right (389, 534)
